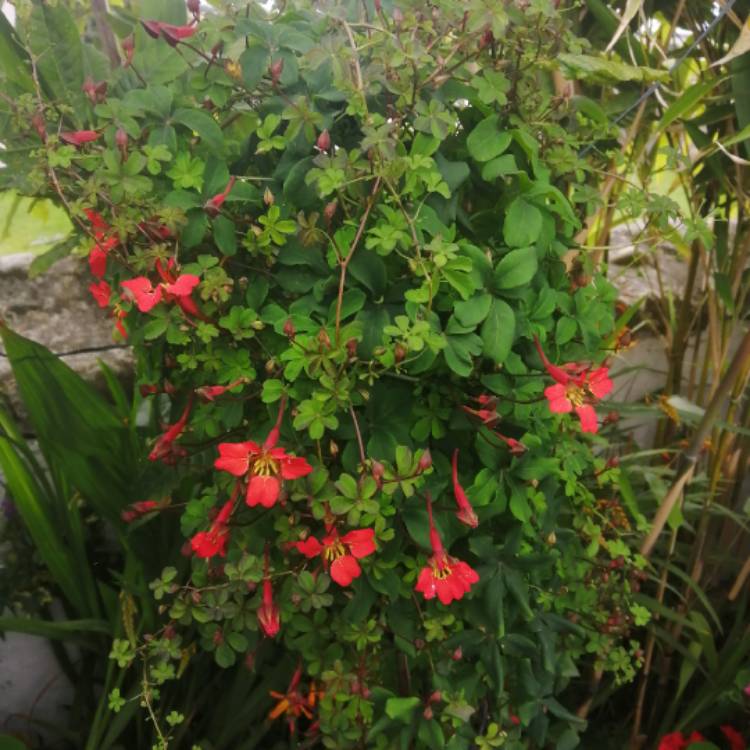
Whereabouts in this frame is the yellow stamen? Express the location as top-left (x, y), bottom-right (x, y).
top-left (566, 384), bottom-right (585, 407)
top-left (323, 540), bottom-right (345, 563)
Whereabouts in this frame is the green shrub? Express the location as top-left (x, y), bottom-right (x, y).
top-left (0, 1), bottom-right (644, 747)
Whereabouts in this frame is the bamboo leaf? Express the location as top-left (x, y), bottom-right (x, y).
top-left (605, 0), bottom-right (645, 53)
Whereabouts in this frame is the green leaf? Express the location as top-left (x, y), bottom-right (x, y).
top-left (28, 235), bottom-right (78, 278)
top-left (0, 735), bottom-right (29, 750)
top-left (657, 80), bottom-right (717, 132)
top-left (481, 154), bottom-right (518, 181)
top-left (213, 215), bottom-right (237, 256)
top-left (0, 325), bottom-right (137, 527)
top-left (0, 616), bottom-right (110, 640)
top-left (503, 198), bottom-right (542, 247)
top-left (172, 108), bottom-right (225, 154)
top-left (493, 247), bottom-right (538, 290)
top-left (240, 45), bottom-right (270, 90)
top-left (557, 53), bottom-right (668, 83)
top-left (481, 299), bottom-right (515, 364)
top-left (466, 115), bottom-right (512, 162)
top-left (385, 697), bottom-right (421, 722)
top-left (454, 293), bottom-right (492, 327)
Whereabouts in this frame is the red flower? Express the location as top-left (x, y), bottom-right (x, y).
top-left (89, 280), bottom-right (111, 308)
top-left (149, 396), bottom-right (193, 463)
top-left (415, 494), bottom-right (479, 605)
top-left (196, 377), bottom-right (246, 402)
top-left (204, 176), bottom-right (236, 217)
top-left (721, 725), bottom-right (746, 750)
top-left (141, 20), bottom-right (198, 45)
top-left (190, 498), bottom-right (234, 559)
top-left (214, 398), bottom-right (312, 508)
top-left (269, 663), bottom-right (319, 733)
top-left (452, 449), bottom-right (477, 528)
top-left (461, 394), bottom-right (499, 426)
top-left (295, 528), bottom-right (376, 586)
top-left (258, 545), bottom-right (280, 637)
top-left (121, 272), bottom-right (200, 313)
top-left (534, 337), bottom-right (613, 434)
top-left (82, 77), bottom-right (107, 104)
top-left (83, 209), bottom-right (118, 279)
top-left (658, 731), bottom-right (706, 750)
top-left (60, 130), bottom-right (100, 146)
top-left (494, 431), bottom-right (526, 455)
top-left (121, 500), bottom-right (160, 523)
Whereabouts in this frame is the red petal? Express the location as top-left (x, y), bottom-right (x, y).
top-left (214, 442), bottom-right (253, 475)
top-left (89, 280), bottom-right (111, 308)
top-left (575, 404), bottom-right (598, 433)
top-left (330, 554), bottom-right (361, 586)
top-left (121, 277), bottom-right (162, 312)
top-left (544, 384), bottom-right (572, 413)
top-left (720, 726), bottom-right (745, 750)
top-left (295, 536), bottom-right (323, 558)
top-left (279, 455), bottom-right (314, 480)
top-left (88, 247), bottom-right (107, 278)
top-left (165, 274), bottom-right (200, 297)
top-left (341, 528), bottom-right (376, 558)
top-left (246, 474), bottom-right (280, 508)
top-left (588, 367), bottom-right (613, 399)
top-left (414, 566), bottom-right (437, 599)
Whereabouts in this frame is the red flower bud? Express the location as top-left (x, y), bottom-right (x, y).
top-left (316, 129), bottom-right (331, 152)
top-left (82, 77), bottom-right (107, 104)
top-left (324, 200), bottom-right (338, 223)
top-left (187, 0), bottom-right (200, 20)
top-left (393, 8), bottom-right (404, 25)
top-left (423, 706), bottom-right (433, 720)
top-left (115, 127), bottom-right (128, 154)
top-left (317, 328), bottom-right (332, 349)
top-left (429, 690), bottom-right (441, 704)
top-left (479, 29), bottom-right (494, 49)
top-left (417, 449), bottom-right (432, 472)
top-left (374, 0), bottom-right (381, 11)
top-left (213, 629), bottom-right (224, 646)
top-left (121, 35), bottom-right (135, 67)
top-left (263, 186), bottom-right (275, 206)
top-left (606, 456), bottom-right (619, 469)
top-left (394, 343), bottom-right (407, 363)
top-left (269, 58), bottom-right (284, 84)
top-left (452, 646), bottom-right (463, 660)
top-left (346, 338), bottom-right (358, 358)
top-left (31, 111), bottom-right (46, 141)
top-left (371, 460), bottom-right (385, 484)
top-left (283, 318), bottom-right (296, 339)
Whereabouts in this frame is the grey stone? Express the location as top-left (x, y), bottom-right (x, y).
top-left (0, 251), bottom-right (133, 419)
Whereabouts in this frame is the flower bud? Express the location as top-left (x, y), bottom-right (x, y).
top-left (606, 456), bottom-right (620, 469)
top-left (317, 328), bottom-right (332, 349)
top-left (429, 691), bottom-right (441, 703)
top-left (187, 0), bottom-right (200, 20)
top-left (115, 127), bottom-right (128, 155)
top-left (374, 0), bottom-right (381, 12)
top-left (393, 8), bottom-right (404, 25)
top-left (265, 358), bottom-right (277, 374)
top-left (225, 60), bottom-right (242, 80)
top-left (269, 58), bottom-right (284, 85)
top-left (451, 646), bottom-right (462, 661)
top-left (417, 449), bottom-right (432, 472)
top-left (283, 318), bottom-right (296, 339)
top-left (346, 338), bottom-right (358, 358)
top-left (546, 531), bottom-right (557, 545)
top-left (264, 186), bottom-right (275, 206)
top-left (316, 129), bottom-right (331, 152)
top-left (121, 35), bottom-right (135, 67)
top-left (423, 706), bottom-right (433, 720)
top-left (212, 629), bottom-right (224, 646)
top-left (394, 343), bottom-right (407, 363)
top-left (414, 638), bottom-right (425, 650)
top-left (324, 200), bottom-right (338, 223)
top-left (31, 111), bottom-right (46, 141)
top-left (371, 460), bottom-right (385, 482)
top-left (329, 440), bottom-right (339, 457)
top-left (479, 29), bottom-right (494, 49)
